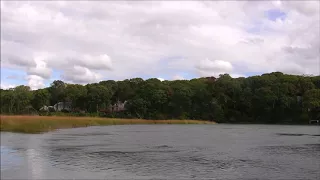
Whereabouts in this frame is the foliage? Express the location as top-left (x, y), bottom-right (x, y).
top-left (1, 72), bottom-right (319, 124)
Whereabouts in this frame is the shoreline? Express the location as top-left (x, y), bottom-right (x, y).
top-left (1, 115), bottom-right (316, 134)
top-left (0, 115), bottom-right (215, 134)
top-left (218, 122), bottom-right (314, 126)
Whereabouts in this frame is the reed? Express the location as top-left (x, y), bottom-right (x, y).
top-left (0, 115), bottom-right (215, 134)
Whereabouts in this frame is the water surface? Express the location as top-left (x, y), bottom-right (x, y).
top-left (1, 124), bottom-right (320, 179)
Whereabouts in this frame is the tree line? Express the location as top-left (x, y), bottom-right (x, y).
top-left (1, 72), bottom-right (320, 124)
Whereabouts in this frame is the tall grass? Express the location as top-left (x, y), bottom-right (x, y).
top-left (0, 115), bottom-right (215, 134)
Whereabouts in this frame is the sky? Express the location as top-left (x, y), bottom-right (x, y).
top-left (1, 0), bottom-right (319, 90)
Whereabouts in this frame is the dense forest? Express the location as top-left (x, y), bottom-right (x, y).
top-left (1, 72), bottom-right (320, 124)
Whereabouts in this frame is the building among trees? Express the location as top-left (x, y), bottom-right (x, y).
top-left (1, 72), bottom-right (320, 124)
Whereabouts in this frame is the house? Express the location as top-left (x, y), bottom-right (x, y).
top-left (53, 102), bottom-right (72, 112)
top-left (99, 100), bottom-right (127, 114)
top-left (39, 106), bottom-right (55, 112)
top-left (107, 100), bottom-right (127, 112)
top-left (112, 100), bottom-right (127, 112)
top-left (39, 102), bottom-right (72, 112)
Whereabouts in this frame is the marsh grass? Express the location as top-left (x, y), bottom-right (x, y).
top-left (0, 115), bottom-right (215, 134)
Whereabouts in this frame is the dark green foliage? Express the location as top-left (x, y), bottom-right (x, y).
top-left (1, 72), bottom-right (319, 124)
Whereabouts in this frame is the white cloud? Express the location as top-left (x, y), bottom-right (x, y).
top-left (230, 73), bottom-right (246, 78)
top-left (62, 54), bottom-right (113, 71)
top-left (27, 57), bottom-right (52, 79)
top-left (0, 83), bottom-right (16, 90)
top-left (61, 65), bottom-right (102, 84)
top-left (172, 75), bottom-right (185, 80)
top-left (196, 59), bottom-right (234, 77)
top-left (272, 1), bottom-right (282, 7)
top-left (0, 1), bottom-right (319, 88)
top-left (26, 75), bottom-right (45, 90)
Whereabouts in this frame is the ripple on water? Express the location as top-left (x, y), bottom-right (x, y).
top-left (276, 133), bottom-right (320, 137)
top-left (2, 125), bottom-right (320, 179)
top-left (252, 144), bottom-right (320, 156)
top-left (58, 132), bottom-right (115, 136)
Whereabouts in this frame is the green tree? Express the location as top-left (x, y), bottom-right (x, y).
top-left (1, 72), bottom-right (319, 124)
top-left (303, 89), bottom-right (320, 109)
top-left (13, 85), bottom-right (33, 114)
top-left (31, 88), bottom-right (51, 110)
top-left (65, 84), bottom-right (87, 110)
top-left (49, 80), bottom-right (67, 104)
top-left (86, 83), bottom-right (112, 113)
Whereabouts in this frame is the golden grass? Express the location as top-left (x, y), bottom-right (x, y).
top-left (0, 115), bottom-right (215, 134)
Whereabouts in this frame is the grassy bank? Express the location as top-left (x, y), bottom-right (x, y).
top-left (0, 115), bottom-right (215, 134)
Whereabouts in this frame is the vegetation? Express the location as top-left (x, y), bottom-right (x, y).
top-left (0, 116), bottom-right (214, 133)
top-left (1, 72), bottom-right (320, 124)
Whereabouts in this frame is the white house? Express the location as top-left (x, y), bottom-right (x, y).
top-left (53, 102), bottom-right (72, 112)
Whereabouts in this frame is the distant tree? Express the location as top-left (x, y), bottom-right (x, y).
top-left (1, 72), bottom-right (319, 124)
top-left (65, 84), bottom-right (87, 110)
top-left (49, 80), bottom-right (67, 104)
top-left (31, 88), bottom-right (51, 110)
top-left (86, 83), bottom-right (112, 113)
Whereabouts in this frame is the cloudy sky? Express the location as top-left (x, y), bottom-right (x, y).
top-left (1, 0), bottom-right (319, 90)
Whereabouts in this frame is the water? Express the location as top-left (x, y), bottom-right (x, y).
top-left (1, 124), bottom-right (320, 180)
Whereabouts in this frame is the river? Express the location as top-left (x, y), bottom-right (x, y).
top-left (1, 124), bottom-right (319, 179)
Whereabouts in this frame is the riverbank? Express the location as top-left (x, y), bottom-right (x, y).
top-left (0, 115), bottom-right (215, 134)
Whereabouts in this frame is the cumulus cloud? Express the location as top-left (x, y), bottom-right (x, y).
top-left (27, 59), bottom-right (52, 79)
top-left (196, 59), bottom-right (234, 77)
top-left (0, 1), bottom-right (319, 89)
top-left (61, 54), bottom-right (113, 71)
top-left (0, 83), bottom-right (16, 90)
top-left (26, 75), bottom-right (45, 90)
top-left (61, 65), bottom-right (102, 84)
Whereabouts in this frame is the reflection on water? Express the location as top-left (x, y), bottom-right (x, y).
top-left (1, 125), bottom-right (320, 180)
top-left (1, 146), bottom-right (22, 171)
top-left (26, 149), bottom-right (44, 180)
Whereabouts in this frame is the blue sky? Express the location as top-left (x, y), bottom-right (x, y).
top-left (247, 8), bottom-right (286, 34)
top-left (1, 68), bottom-right (26, 88)
top-left (266, 9), bottom-right (286, 21)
